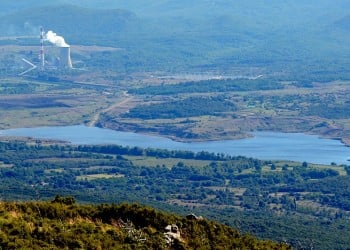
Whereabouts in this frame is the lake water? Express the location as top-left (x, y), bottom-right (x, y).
top-left (1, 125), bottom-right (350, 165)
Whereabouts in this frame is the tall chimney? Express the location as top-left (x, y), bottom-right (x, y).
top-left (40, 27), bottom-right (45, 67)
top-left (59, 46), bottom-right (73, 69)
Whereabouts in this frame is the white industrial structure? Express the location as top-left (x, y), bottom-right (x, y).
top-left (59, 46), bottom-right (73, 69)
top-left (19, 28), bottom-right (73, 76)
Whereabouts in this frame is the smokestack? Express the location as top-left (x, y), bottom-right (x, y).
top-left (60, 46), bottom-right (73, 69)
top-left (40, 27), bottom-right (45, 67)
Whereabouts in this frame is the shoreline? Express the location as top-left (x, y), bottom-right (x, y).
top-left (99, 124), bottom-right (350, 147)
top-left (1, 124), bottom-right (350, 165)
top-left (2, 124), bottom-right (349, 148)
top-left (341, 138), bottom-right (350, 147)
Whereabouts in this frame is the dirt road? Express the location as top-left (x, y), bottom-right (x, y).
top-left (88, 92), bottom-right (133, 127)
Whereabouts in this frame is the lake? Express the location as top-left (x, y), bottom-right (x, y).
top-left (1, 125), bottom-right (350, 165)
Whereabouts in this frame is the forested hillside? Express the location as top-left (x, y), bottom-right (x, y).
top-left (0, 197), bottom-right (289, 249)
top-left (0, 139), bottom-right (349, 249)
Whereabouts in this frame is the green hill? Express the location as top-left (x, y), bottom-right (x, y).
top-left (0, 5), bottom-right (137, 39)
top-left (0, 196), bottom-right (289, 249)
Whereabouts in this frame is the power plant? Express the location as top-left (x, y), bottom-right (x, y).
top-left (20, 28), bottom-right (73, 75)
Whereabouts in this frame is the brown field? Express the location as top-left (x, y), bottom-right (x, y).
top-left (0, 95), bottom-right (70, 109)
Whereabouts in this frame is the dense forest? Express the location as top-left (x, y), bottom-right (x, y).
top-left (0, 139), bottom-right (349, 249)
top-left (123, 96), bottom-right (237, 119)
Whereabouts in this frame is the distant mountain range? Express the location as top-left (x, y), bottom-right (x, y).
top-left (1, 1), bottom-right (350, 74)
top-left (2, 1), bottom-right (350, 35)
top-left (0, 5), bottom-right (136, 38)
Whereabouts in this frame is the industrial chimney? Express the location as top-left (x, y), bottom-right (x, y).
top-left (40, 27), bottom-right (45, 68)
top-left (59, 46), bottom-right (73, 69)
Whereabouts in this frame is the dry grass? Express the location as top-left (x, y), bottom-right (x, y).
top-left (76, 174), bottom-right (124, 181)
top-left (124, 156), bottom-right (212, 168)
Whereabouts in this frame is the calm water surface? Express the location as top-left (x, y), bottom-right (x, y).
top-left (1, 125), bottom-right (350, 165)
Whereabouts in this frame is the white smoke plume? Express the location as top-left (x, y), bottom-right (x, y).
top-left (45, 30), bottom-right (69, 47)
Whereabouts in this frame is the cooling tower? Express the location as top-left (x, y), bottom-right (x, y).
top-left (59, 46), bottom-right (73, 69)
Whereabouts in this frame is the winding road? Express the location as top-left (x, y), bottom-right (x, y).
top-left (88, 92), bottom-right (133, 127)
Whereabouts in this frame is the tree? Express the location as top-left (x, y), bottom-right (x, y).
top-left (52, 195), bottom-right (76, 205)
